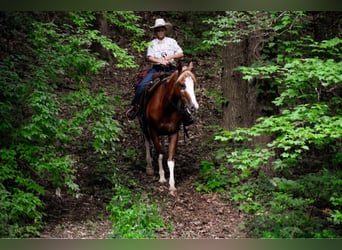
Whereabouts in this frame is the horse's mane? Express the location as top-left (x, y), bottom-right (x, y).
top-left (176, 68), bottom-right (197, 84)
top-left (168, 69), bottom-right (180, 83)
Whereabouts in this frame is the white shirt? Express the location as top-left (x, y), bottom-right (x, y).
top-left (147, 37), bottom-right (183, 63)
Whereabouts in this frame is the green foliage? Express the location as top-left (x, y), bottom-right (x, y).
top-left (69, 11), bottom-right (141, 69)
top-left (0, 11), bottom-right (143, 237)
top-left (204, 89), bottom-right (227, 113)
top-left (242, 169), bottom-right (342, 238)
top-left (103, 11), bottom-right (148, 54)
top-left (201, 11), bottom-right (305, 48)
top-left (106, 185), bottom-right (167, 239)
top-left (176, 12), bottom-right (224, 56)
top-left (195, 160), bottom-right (228, 192)
top-left (62, 88), bottom-right (121, 155)
top-left (196, 12), bottom-right (342, 238)
top-left (0, 188), bottom-right (45, 238)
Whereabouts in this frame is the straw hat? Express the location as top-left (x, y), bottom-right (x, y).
top-left (150, 18), bottom-right (172, 29)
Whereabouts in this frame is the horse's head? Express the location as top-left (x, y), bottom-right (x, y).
top-left (176, 62), bottom-right (199, 113)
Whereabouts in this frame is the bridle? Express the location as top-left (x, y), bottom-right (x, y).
top-left (177, 70), bottom-right (197, 113)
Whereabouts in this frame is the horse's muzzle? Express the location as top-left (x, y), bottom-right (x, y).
top-left (190, 105), bottom-right (197, 113)
top-left (187, 103), bottom-right (198, 114)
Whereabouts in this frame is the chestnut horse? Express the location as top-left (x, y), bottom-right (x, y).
top-left (139, 62), bottom-right (199, 193)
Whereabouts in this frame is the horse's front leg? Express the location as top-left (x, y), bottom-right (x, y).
top-left (144, 135), bottom-right (154, 176)
top-left (168, 132), bottom-right (179, 191)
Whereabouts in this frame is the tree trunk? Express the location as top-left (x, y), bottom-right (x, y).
top-left (91, 13), bottom-right (113, 65)
top-left (221, 35), bottom-right (275, 177)
top-left (221, 37), bottom-right (263, 130)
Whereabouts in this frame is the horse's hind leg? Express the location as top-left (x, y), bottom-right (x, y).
top-left (149, 131), bottom-right (166, 183)
top-left (144, 136), bottom-right (154, 176)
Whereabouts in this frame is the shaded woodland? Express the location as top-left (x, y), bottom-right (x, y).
top-left (0, 11), bottom-right (341, 238)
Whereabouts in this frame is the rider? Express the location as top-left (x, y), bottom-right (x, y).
top-left (126, 18), bottom-right (193, 125)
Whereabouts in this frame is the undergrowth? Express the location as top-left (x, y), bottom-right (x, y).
top-left (106, 182), bottom-right (169, 239)
top-left (196, 12), bottom-right (342, 238)
top-left (0, 11), bottom-right (143, 238)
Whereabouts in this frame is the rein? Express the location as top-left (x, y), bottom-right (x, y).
top-left (168, 93), bottom-right (190, 139)
top-left (170, 71), bottom-right (193, 140)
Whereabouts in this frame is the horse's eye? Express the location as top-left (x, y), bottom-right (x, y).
top-left (179, 83), bottom-right (186, 90)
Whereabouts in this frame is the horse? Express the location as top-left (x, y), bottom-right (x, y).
top-left (138, 62), bottom-right (199, 194)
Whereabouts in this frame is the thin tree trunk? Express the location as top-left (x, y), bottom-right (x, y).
top-left (221, 38), bottom-right (262, 130)
top-left (221, 35), bottom-right (274, 176)
top-left (91, 13), bottom-right (113, 65)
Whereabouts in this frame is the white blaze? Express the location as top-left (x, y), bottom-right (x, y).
top-left (184, 76), bottom-right (199, 110)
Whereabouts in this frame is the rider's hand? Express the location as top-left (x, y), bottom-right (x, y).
top-left (159, 58), bottom-right (170, 66)
top-left (165, 55), bottom-right (175, 62)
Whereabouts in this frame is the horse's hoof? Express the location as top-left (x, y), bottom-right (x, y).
top-left (169, 190), bottom-right (177, 197)
top-left (146, 167), bottom-right (154, 176)
top-left (159, 178), bottom-right (167, 183)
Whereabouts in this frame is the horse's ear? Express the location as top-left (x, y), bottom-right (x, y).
top-left (188, 62), bottom-right (193, 71)
top-left (177, 62), bottom-right (182, 74)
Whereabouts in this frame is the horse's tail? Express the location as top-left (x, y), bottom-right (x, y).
top-left (139, 116), bottom-right (151, 142)
top-left (137, 88), bottom-right (151, 141)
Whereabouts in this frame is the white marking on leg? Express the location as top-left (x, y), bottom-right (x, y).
top-left (158, 154), bottom-right (166, 183)
top-left (168, 160), bottom-right (176, 191)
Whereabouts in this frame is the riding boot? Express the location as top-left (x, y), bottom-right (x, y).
top-left (126, 91), bottom-right (144, 120)
top-left (183, 109), bottom-right (194, 126)
top-left (126, 104), bottom-right (138, 120)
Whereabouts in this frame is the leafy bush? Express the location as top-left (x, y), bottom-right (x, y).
top-left (106, 185), bottom-right (167, 239)
top-left (0, 11), bottom-right (142, 238)
top-left (195, 160), bottom-right (228, 192)
top-left (196, 12), bottom-right (342, 238)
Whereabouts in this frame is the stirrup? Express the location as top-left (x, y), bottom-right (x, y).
top-left (126, 105), bottom-right (138, 120)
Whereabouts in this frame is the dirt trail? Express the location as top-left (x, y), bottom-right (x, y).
top-left (41, 129), bottom-right (245, 239)
top-left (152, 176), bottom-right (245, 238)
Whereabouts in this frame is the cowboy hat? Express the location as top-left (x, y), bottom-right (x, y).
top-left (150, 18), bottom-right (172, 29)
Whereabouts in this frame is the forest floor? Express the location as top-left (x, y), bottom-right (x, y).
top-left (40, 56), bottom-right (247, 239)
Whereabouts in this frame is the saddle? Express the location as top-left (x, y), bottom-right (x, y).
top-left (133, 64), bottom-right (175, 90)
top-left (134, 63), bottom-right (193, 125)
top-left (137, 72), bottom-right (171, 116)
top-left (132, 65), bottom-right (151, 89)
